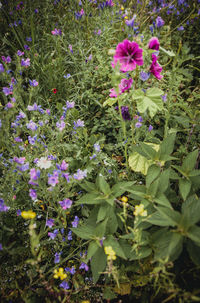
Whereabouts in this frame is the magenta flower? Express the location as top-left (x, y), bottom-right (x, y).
top-left (112, 40), bottom-right (143, 72)
top-left (51, 28), bottom-right (62, 36)
top-left (150, 54), bottom-right (163, 80)
top-left (109, 78), bottom-right (133, 98)
top-left (148, 37), bottom-right (160, 51)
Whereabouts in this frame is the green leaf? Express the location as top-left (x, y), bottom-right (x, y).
top-left (182, 197), bottom-right (200, 227)
top-left (94, 219), bottom-right (108, 238)
top-left (140, 142), bottom-right (157, 159)
top-left (182, 150), bottom-right (199, 173)
top-left (159, 133), bottom-right (176, 158)
top-left (147, 178), bottom-right (159, 198)
top-left (186, 226), bottom-right (200, 246)
top-left (132, 88), bottom-right (164, 118)
top-left (104, 235), bottom-right (127, 259)
top-left (179, 178), bottom-right (191, 201)
top-left (154, 193), bottom-right (172, 209)
top-left (146, 165), bottom-right (160, 188)
top-left (86, 241), bottom-right (100, 262)
top-left (156, 206), bottom-right (181, 226)
top-left (160, 46), bottom-right (175, 57)
top-left (71, 225), bottom-right (94, 240)
top-left (79, 181), bottom-right (97, 192)
top-left (103, 288), bottom-right (117, 300)
top-left (158, 169), bottom-right (170, 193)
top-left (129, 246), bottom-right (152, 260)
top-left (146, 211), bottom-right (173, 226)
top-left (91, 247), bottom-right (107, 283)
top-left (96, 175), bottom-right (111, 195)
top-left (76, 193), bottom-right (104, 205)
top-left (186, 240), bottom-right (200, 266)
top-left (112, 181), bottom-right (136, 197)
top-left (103, 98), bottom-right (117, 107)
top-left (167, 233), bottom-right (183, 260)
top-left (97, 204), bottom-right (109, 223)
top-left (129, 152), bottom-right (151, 175)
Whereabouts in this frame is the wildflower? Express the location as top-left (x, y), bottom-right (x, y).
top-left (121, 196), bottom-right (128, 203)
top-left (135, 122), bottom-right (142, 128)
top-left (3, 87), bottom-right (13, 96)
top-left (177, 26), bottom-right (184, 31)
top-left (48, 229), bottom-right (59, 240)
top-left (64, 73), bottom-right (71, 79)
top-left (68, 230), bottom-right (73, 240)
top-left (29, 79), bottom-right (38, 87)
top-left (28, 135), bottom-right (37, 145)
top-left (53, 88), bottom-right (57, 94)
top-left (69, 45), bottom-right (73, 53)
top-left (26, 120), bottom-right (37, 131)
top-left (46, 218), bottom-right (55, 228)
top-left (162, 94), bottom-right (167, 102)
top-left (24, 44), bottom-right (30, 50)
top-left (73, 119), bottom-right (84, 128)
top-left (120, 106), bottom-right (131, 121)
top-left (150, 54), bottom-right (163, 80)
top-left (21, 58), bottom-right (30, 67)
top-left (73, 169), bottom-right (87, 180)
top-left (54, 252), bottom-right (62, 264)
top-left (60, 281), bottom-right (70, 290)
top-left (0, 63), bottom-right (4, 73)
top-left (2, 56), bottom-right (11, 63)
top-left (79, 262), bottom-right (89, 271)
top-left (112, 40), bottom-right (143, 72)
top-left (148, 125), bottom-right (153, 131)
top-left (13, 156), bottom-right (26, 164)
top-left (53, 267), bottom-right (67, 280)
top-left (30, 168), bottom-right (40, 181)
top-left (0, 244), bottom-right (3, 251)
top-left (37, 157), bottom-right (52, 169)
top-left (60, 160), bottom-right (68, 171)
top-left (48, 175), bottom-right (59, 187)
top-left (0, 198), bottom-right (10, 212)
top-left (72, 216), bottom-right (79, 227)
top-left (94, 143), bottom-right (101, 152)
top-left (17, 50), bottom-right (24, 56)
top-left (51, 28), bottom-right (62, 35)
top-left (21, 210), bottom-right (36, 219)
top-left (148, 37), bottom-right (160, 51)
top-left (156, 16), bottom-right (165, 27)
top-left (133, 204), bottom-right (147, 217)
top-left (104, 246), bottom-right (116, 260)
top-left (29, 189), bottom-right (37, 201)
top-left (59, 199), bottom-right (72, 210)
top-left (56, 120), bottom-right (65, 131)
top-left (26, 37), bottom-right (32, 42)
top-left (125, 14), bottom-right (136, 27)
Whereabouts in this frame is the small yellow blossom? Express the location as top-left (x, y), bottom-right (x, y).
top-left (21, 210), bottom-right (36, 219)
top-left (124, 16), bottom-right (128, 20)
top-left (121, 196), bottom-right (128, 203)
top-left (81, 301), bottom-right (90, 303)
top-left (104, 246), bottom-right (116, 261)
top-left (133, 204), bottom-right (147, 217)
top-left (53, 267), bottom-right (67, 280)
top-left (121, 6), bottom-right (124, 10)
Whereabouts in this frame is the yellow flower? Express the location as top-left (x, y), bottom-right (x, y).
top-left (53, 269), bottom-right (59, 279)
top-left (21, 210), bottom-right (36, 219)
top-left (104, 246), bottom-right (116, 261)
top-left (53, 268), bottom-right (67, 280)
top-left (121, 6), bottom-right (124, 10)
top-left (121, 196), bottom-right (128, 203)
top-left (124, 16), bottom-right (128, 20)
top-left (81, 301), bottom-right (90, 303)
top-left (133, 204), bottom-right (147, 217)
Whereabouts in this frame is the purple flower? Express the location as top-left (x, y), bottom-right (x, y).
top-left (0, 63), bottom-right (4, 73)
top-left (30, 168), bottom-right (40, 180)
top-left (162, 94), bottom-right (167, 102)
top-left (140, 71), bottom-right (150, 81)
top-left (17, 50), bottom-right (24, 56)
top-left (148, 125), bottom-right (153, 131)
top-left (2, 56), bottom-right (11, 63)
top-left (54, 252), bottom-right (61, 264)
top-left (156, 16), bottom-right (165, 27)
top-left (148, 37), bottom-right (160, 51)
top-left (56, 121), bottom-right (65, 131)
top-left (73, 169), bottom-right (87, 180)
top-left (150, 54), bottom-right (163, 80)
top-left (46, 218), bottom-right (55, 228)
top-left (59, 199), bottom-right (72, 210)
top-left (79, 262), bottom-right (89, 271)
top-left (0, 198), bottom-right (10, 212)
top-left (94, 143), bottom-right (100, 152)
top-left (177, 26), bottom-right (184, 31)
top-left (64, 74), bottom-right (71, 79)
top-left (51, 28), bottom-right (62, 36)
top-left (67, 231), bottom-right (72, 240)
top-left (19, 162), bottom-right (29, 172)
top-left (17, 209), bottom-right (21, 216)
top-left (27, 103), bottom-right (38, 111)
top-left (28, 135), bottom-right (37, 145)
top-left (0, 244), bottom-right (2, 250)
top-left (66, 101), bottom-right (75, 109)
top-left (60, 160), bottom-right (68, 171)
top-left (29, 189), bottom-right (37, 201)
top-left (13, 156), bottom-right (26, 164)
top-left (3, 87), bottom-right (13, 96)
top-left (72, 216), bottom-right (79, 228)
top-left (135, 122), bottom-right (142, 128)
top-left (29, 79), bottom-right (38, 87)
top-left (60, 281), bottom-right (70, 290)
top-left (121, 106), bottom-right (131, 121)
top-left (26, 37), bottom-right (32, 42)
top-left (69, 45), bottom-right (73, 53)
top-left (112, 40), bottom-right (143, 72)
top-left (73, 119), bottom-right (84, 128)
top-left (62, 173), bottom-right (71, 182)
top-left (21, 58), bottom-right (30, 67)
top-left (26, 120), bottom-right (37, 131)
top-left (125, 14), bottom-right (136, 27)
top-left (48, 175), bottom-right (59, 187)
top-left (48, 229), bottom-right (59, 240)
top-left (24, 45), bottom-right (30, 50)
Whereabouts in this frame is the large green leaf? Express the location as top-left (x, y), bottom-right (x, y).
top-left (128, 152), bottom-right (152, 175)
top-left (71, 225), bottom-right (94, 240)
top-left (86, 241), bottom-right (100, 262)
top-left (182, 149), bottom-right (198, 174)
top-left (186, 240), bottom-right (200, 266)
top-left (155, 206), bottom-right (181, 226)
top-left (179, 178), bottom-right (191, 201)
top-left (91, 247), bottom-right (107, 283)
top-left (129, 246), bottom-right (152, 260)
top-left (76, 193), bottom-right (104, 205)
top-left (182, 197), bottom-right (200, 227)
top-left (146, 211), bottom-right (173, 226)
top-left (96, 175), bottom-right (111, 195)
top-left (146, 165), bottom-right (161, 188)
top-left (132, 88), bottom-right (164, 118)
top-left (186, 226), bottom-right (200, 246)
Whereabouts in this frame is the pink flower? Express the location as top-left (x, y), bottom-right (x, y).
top-left (148, 37), bottom-right (160, 51)
top-left (149, 54), bottom-right (163, 80)
top-left (109, 78), bottom-right (133, 98)
top-left (112, 40), bottom-right (143, 72)
top-left (51, 28), bottom-right (62, 36)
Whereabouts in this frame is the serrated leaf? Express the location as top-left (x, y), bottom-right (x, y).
top-left (182, 150), bottom-right (199, 173)
top-left (129, 152), bottom-right (152, 175)
top-left (146, 211), bottom-right (172, 226)
top-left (140, 142), bottom-right (157, 159)
top-left (97, 204), bottom-right (109, 223)
top-left (94, 219), bottom-right (108, 238)
top-left (97, 175), bottom-right (111, 195)
top-left (86, 241), bottom-right (100, 261)
top-left (71, 225), bottom-right (94, 240)
top-left (159, 133), bottom-right (176, 158)
top-left (179, 178), bottom-right (191, 201)
top-left (182, 197), bottom-right (200, 227)
top-left (155, 206), bottom-right (181, 226)
top-left (103, 98), bottom-right (117, 107)
top-left (146, 164), bottom-right (161, 188)
top-left (160, 46), bottom-right (175, 57)
top-left (154, 193), bottom-right (172, 209)
top-left (112, 181), bottom-right (136, 197)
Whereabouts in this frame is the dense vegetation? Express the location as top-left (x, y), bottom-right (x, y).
top-left (0, 0), bottom-right (200, 302)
